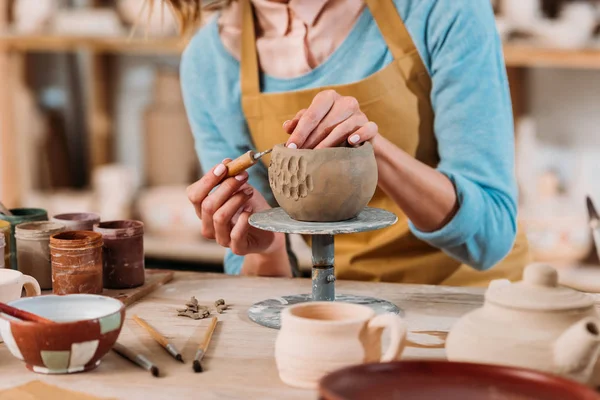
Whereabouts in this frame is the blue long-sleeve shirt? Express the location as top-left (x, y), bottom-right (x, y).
top-left (180, 0), bottom-right (518, 275)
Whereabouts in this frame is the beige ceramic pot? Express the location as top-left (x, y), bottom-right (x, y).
top-left (268, 143), bottom-right (377, 222)
top-left (275, 302), bottom-right (407, 389)
top-left (446, 263), bottom-right (600, 386)
top-left (0, 269), bottom-right (41, 344)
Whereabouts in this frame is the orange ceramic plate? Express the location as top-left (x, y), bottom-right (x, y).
top-left (319, 361), bottom-right (600, 400)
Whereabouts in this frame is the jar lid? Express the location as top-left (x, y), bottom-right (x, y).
top-left (485, 263), bottom-right (593, 311)
top-left (94, 220), bottom-right (144, 239)
top-left (15, 222), bottom-right (65, 240)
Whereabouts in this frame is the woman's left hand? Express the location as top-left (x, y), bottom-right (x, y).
top-left (283, 89), bottom-right (379, 149)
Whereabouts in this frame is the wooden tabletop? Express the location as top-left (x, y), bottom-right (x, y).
top-left (0, 272), bottom-right (485, 400)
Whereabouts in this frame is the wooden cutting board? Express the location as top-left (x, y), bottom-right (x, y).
top-left (41, 270), bottom-right (174, 307)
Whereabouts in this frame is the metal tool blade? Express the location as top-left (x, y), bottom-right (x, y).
top-left (587, 196), bottom-right (599, 224)
top-left (252, 148), bottom-right (273, 160)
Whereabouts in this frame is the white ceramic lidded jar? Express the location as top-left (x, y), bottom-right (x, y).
top-left (446, 263), bottom-right (600, 386)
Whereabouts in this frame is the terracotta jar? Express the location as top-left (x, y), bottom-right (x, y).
top-left (275, 302), bottom-right (407, 389)
top-left (50, 231), bottom-right (104, 295)
top-left (0, 208), bottom-right (48, 270)
top-left (94, 220), bottom-right (145, 289)
top-left (0, 221), bottom-right (8, 268)
top-left (268, 143), bottom-right (378, 222)
top-left (15, 221), bottom-right (65, 290)
top-left (51, 212), bottom-right (101, 231)
top-left (446, 263), bottom-right (600, 386)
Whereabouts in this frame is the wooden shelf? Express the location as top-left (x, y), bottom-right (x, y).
top-left (0, 32), bottom-right (184, 55)
top-left (504, 45), bottom-right (600, 69)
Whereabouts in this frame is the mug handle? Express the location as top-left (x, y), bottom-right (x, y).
top-left (19, 275), bottom-right (41, 297)
top-left (367, 313), bottom-right (407, 362)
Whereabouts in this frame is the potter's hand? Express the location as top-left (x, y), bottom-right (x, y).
top-left (283, 90), bottom-right (379, 149)
top-left (186, 160), bottom-right (283, 257)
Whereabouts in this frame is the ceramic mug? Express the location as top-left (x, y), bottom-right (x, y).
top-left (275, 302), bottom-right (407, 389)
top-left (0, 269), bottom-right (41, 343)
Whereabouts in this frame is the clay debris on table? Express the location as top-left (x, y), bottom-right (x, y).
top-left (177, 297), bottom-right (228, 319)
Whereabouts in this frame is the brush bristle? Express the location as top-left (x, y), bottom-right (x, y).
top-left (151, 366), bottom-right (159, 377)
top-left (193, 360), bottom-right (203, 373)
top-left (176, 354), bottom-right (184, 363)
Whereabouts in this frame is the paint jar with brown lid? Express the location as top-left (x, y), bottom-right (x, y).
top-left (15, 221), bottom-right (65, 290)
top-left (50, 231), bottom-right (104, 295)
top-left (51, 212), bottom-right (101, 231)
top-left (0, 220), bottom-right (10, 269)
top-left (94, 220), bottom-right (145, 289)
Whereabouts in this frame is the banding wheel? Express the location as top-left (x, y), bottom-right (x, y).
top-left (247, 207), bottom-right (402, 329)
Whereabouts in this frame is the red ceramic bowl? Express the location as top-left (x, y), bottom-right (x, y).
top-left (0, 294), bottom-right (125, 374)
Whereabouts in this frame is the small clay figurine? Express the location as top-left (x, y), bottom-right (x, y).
top-left (177, 296), bottom-right (211, 319)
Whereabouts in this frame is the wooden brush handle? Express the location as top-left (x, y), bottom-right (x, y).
top-left (225, 151), bottom-right (257, 177)
top-left (200, 317), bottom-right (218, 352)
top-left (133, 315), bottom-right (169, 347)
top-left (0, 302), bottom-right (55, 323)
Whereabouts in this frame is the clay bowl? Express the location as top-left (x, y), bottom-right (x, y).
top-left (268, 143), bottom-right (378, 222)
top-left (319, 361), bottom-right (600, 400)
top-left (0, 294), bottom-right (125, 374)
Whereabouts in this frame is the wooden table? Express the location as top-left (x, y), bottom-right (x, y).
top-left (0, 272), bottom-right (485, 399)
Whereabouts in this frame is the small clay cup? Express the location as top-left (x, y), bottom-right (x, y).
top-left (50, 231), bottom-right (104, 295)
top-left (0, 208), bottom-right (48, 270)
top-left (0, 294), bottom-right (125, 374)
top-left (94, 220), bottom-right (145, 289)
top-left (15, 221), bottom-right (65, 290)
top-left (275, 302), bottom-right (407, 389)
top-left (268, 143), bottom-right (378, 222)
top-left (51, 212), bottom-right (101, 231)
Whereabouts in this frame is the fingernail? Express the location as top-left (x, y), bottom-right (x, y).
top-left (213, 164), bottom-right (226, 176)
top-left (283, 120), bottom-right (290, 128)
top-left (287, 143), bottom-right (297, 149)
top-left (349, 134), bottom-right (360, 144)
top-left (243, 187), bottom-right (254, 195)
top-left (243, 205), bottom-right (253, 213)
top-left (235, 172), bottom-right (248, 181)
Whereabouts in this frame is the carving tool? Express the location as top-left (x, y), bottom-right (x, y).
top-left (0, 302), bottom-right (55, 324)
top-left (225, 148), bottom-right (273, 178)
top-left (133, 315), bottom-right (184, 363)
top-left (193, 316), bottom-right (218, 373)
top-left (0, 201), bottom-right (12, 216)
top-left (112, 342), bottom-right (160, 377)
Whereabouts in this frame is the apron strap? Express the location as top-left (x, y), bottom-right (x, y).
top-left (363, 0), bottom-right (417, 59)
top-left (240, 0), bottom-right (260, 96)
top-left (240, 0), bottom-right (417, 97)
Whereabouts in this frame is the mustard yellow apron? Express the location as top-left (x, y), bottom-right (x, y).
top-left (239, 0), bottom-right (530, 287)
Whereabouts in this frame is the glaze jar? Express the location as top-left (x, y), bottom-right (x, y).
top-left (94, 220), bottom-right (145, 289)
top-left (51, 212), bottom-right (101, 231)
top-left (50, 231), bottom-right (104, 295)
top-left (0, 221), bottom-right (10, 268)
top-left (0, 208), bottom-right (48, 270)
top-left (15, 221), bottom-right (65, 290)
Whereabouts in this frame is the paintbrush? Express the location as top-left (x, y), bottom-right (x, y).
top-left (0, 302), bottom-right (55, 324)
top-left (193, 316), bottom-right (218, 373)
top-left (133, 315), bottom-right (184, 363)
top-left (112, 342), bottom-right (160, 377)
top-left (0, 201), bottom-right (12, 216)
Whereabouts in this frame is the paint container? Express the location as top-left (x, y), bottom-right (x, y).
top-left (51, 212), bottom-right (101, 231)
top-left (0, 208), bottom-right (48, 270)
top-left (94, 220), bottom-right (145, 289)
top-left (15, 221), bottom-right (65, 290)
top-left (50, 231), bottom-right (103, 295)
top-left (0, 221), bottom-right (10, 269)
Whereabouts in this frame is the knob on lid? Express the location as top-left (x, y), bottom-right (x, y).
top-left (486, 263), bottom-right (593, 311)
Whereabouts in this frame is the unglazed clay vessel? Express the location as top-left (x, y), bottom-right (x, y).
top-left (0, 294), bottom-right (124, 374)
top-left (446, 263), bottom-right (600, 386)
top-left (275, 302), bottom-right (407, 389)
top-left (268, 143), bottom-right (377, 222)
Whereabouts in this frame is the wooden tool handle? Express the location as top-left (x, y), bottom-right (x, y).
top-left (225, 151), bottom-right (256, 177)
top-left (133, 315), bottom-right (168, 347)
top-left (199, 317), bottom-right (218, 352)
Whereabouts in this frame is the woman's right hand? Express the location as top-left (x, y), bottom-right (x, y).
top-left (186, 160), bottom-right (285, 259)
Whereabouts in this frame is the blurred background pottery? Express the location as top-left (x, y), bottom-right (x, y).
top-left (275, 302), bottom-right (406, 389)
top-left (268, 143), bottom-right (377, 222)
top-left (51, 212), bottom-right (101, 231)
top-left (0, 294), bottom-right (125, 374)
top-left (445, 263), bottom-right (600, 386)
